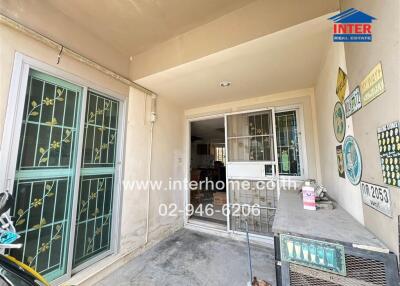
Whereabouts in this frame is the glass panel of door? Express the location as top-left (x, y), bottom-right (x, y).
top-left (8, 69), bottom-right (119, 282)
top-left (73, 91), bottom-right (119, 268)
top-left (226, 109), bottom-right (278, 236)
top-left (275, 110), bottom-right (301, 176)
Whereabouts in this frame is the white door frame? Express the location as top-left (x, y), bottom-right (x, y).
top-left (184, 104), bottom-right (309, 244)
top-left (184, 114), bottom-right (226, 230)
top-left (185, 107), bottom-right (281, 245)
top-left (0, 53), bottom-right (127, 284)
top-left (224, 107), bottom-right (278, 244)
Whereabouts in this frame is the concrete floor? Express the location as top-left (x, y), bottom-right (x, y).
top-left (98, 229), bottom-right (276, 286)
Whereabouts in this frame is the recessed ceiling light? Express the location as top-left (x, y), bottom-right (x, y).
top-left (220, 81), bottom-right (231, 87)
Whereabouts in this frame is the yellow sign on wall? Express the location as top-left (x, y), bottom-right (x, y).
top-left (360, 62), bottom-right (385, 106)
top-left (336, 67), bottom-right (347, 103)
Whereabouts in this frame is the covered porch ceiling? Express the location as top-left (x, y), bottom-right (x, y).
top-left (0, 0), bottom-right (338, 79)
top-left (136, 14), bottom-right (333, 108)
top-left (0, 0), bottom-right (255, 57)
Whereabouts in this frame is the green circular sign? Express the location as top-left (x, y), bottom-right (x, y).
top-left (333, 102), bottom-right (346, 143)
top-left (343, 136), bottom-right (362, 185)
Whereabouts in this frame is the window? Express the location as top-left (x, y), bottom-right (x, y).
top-left (214, 146), bottom-right (226, 164)
top-left (226, 110), bottom-right (274, 162)
top-left (275, 110), bottom-right (301, 176)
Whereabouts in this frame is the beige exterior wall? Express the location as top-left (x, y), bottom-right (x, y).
top-left (120, 89), bottom-right (185, 252)
top-left (340, 0), bottom-right (400, 255)
top-left (0, 4), bottom-right (130, 77)
top-left (0, 24), bottom-right (129, 141)
top-left (314, 42), bottom-right (365, 224)
top-left (0, 23), bottom-right (185, 278)
top-left (184, 88), bottom-right (320, 181)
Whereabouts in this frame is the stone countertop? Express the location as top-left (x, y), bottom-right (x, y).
top-left (272, 189), bottom-right (389, 252)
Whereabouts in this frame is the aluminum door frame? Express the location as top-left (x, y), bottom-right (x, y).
top-left (0, 53), bottom-right (127, 285)
top-left (224, 107), bottom-right (280, 237)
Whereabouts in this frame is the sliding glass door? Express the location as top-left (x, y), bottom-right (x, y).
top-left (9, 70), bottom-right (82, 280)
top-left (7, 68), bottom-right (121, 282)
top-left (73, 91), bottom-right (119, 269)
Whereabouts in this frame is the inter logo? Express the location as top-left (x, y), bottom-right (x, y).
top-left (328, 8), bottom-right (376, 42)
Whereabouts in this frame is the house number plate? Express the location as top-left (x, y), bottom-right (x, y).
top-left (360, 181), bottom-right (392, 217)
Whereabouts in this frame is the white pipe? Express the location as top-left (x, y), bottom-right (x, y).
top-left (145, 94), bottom-right (157, 244)
top-left (0, 14), bottom-right (155, 95)
top-left (145, 121), bottom-right (154, 244)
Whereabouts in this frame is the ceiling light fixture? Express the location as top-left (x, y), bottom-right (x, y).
top-left (220, 81), bottom-right (231, 87)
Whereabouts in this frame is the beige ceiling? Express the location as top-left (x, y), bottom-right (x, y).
top-left (136, 14), bottom-right (333, 109)
top-left (0, 0), bottom-right (338, 78)
top-left (0, 0), bottom-right (254, 57)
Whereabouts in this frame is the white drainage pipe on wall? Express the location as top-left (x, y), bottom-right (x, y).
top-left (0, 14), bottom-right (155, 95)
top-left (145, 94), bottom-right (157, 244)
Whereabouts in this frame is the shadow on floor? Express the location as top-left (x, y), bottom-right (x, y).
top-left (97, 229), bottom-right (276, 286)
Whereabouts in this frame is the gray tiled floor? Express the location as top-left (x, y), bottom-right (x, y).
top-left (98, 229), bottom-right (276, 286)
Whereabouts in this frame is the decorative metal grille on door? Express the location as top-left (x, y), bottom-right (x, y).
top-left (10, 70), bottom-right (81, 281)
top-left (73, 91), bottom-right (119, 268)
top-left (229, 179), bottom-right (278, 235)
top-left (8, 70), bottom-right (120, 281)
top-left (226, 110), bottom-right (278, 237)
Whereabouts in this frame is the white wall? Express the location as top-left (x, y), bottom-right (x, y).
top-left (314, 42), bottom-right (364, 223)
top-left (120, 89), bottom-right (185, 252)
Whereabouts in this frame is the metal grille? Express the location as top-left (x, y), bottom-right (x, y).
top-left (72, 90), bottom-right (119, 268)
top-left (226, 110), bottom-right (274, 162)
top-left (290, 270), bottom-right (340, 286)
top-left (289, 254), bottom-right (388, 286)
top-left (229, 179), bottom-right (277, 235)
top-left (345, 255), bottom-right (387, 285)
top-left (10, 178), bottom-right (71, 277)
top-left (9, 69), bottom-right (81, 281)
top-left (73, 176), bottom-right (113, 267)
top-left (81, 91), bottom-right (119, 168)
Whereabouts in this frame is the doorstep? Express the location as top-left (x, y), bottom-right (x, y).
top-left (185, 221), bottom-right (274, 248)
top-left (62, 242), bottom-right (157, 286)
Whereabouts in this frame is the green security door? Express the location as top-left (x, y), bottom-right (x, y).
top-left (8, 69), bottom-right (120, 282)
top-left (72, 90), bottom-right (119, 268)
top-left (10, 69), bottom-right (83, 281)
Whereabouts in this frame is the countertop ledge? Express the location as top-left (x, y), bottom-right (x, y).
top-left (272, 190), bottom-right (389, 253)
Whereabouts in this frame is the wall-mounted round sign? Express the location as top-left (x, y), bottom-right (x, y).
top-left (333, 102), bottom-right (346, 143)
top-left (343, 136), bottom-right (362, 185)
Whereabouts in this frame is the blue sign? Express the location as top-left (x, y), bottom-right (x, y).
top-left (328, 8), bottom-right (376, 42)
top-left (343, 136), bottom-right (363, 185)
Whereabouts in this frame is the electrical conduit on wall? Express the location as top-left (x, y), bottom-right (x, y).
top-left (145, 94), bottom-right (157, 244)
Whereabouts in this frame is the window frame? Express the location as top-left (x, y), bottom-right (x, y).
top-left (274, 105), bottom-right (308, 180)
top-left (214, 144), bottom-right (226, 164)
top-left (0, 53), bottom-right (127, 285)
